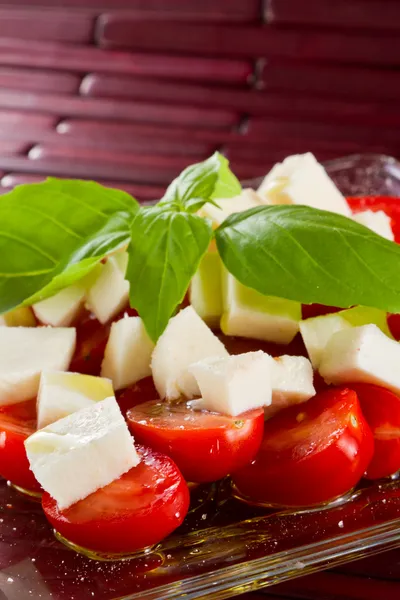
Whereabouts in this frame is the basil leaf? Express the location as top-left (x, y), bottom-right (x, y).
top-left (0, 179), bottom-right (138, 313)
top-left (127, 206), bottom-right (213, 341)
top-left (215, 205), bottom-right (400, 313)
top-left (160, 152), bottom-right (241, 212)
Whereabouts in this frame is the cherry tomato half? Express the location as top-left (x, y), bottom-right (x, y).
top-left (127, 401), bottom-right (264, 483)
top-left (0, 400), bottom-right (41, 492)
top-left (349, 383), bottom-right (400, 480)
top-left (42, 445), bottom-right (189, 554)
top-left (232, 388), bottom-right (374, 508)
top-left (116, 377), bottom-right (159, 416)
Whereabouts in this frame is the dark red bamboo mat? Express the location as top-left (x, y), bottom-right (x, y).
top-left (0, 1), bottom-right (398, 200)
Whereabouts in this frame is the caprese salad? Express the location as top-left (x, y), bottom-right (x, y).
top-left (1, 152), bottom-right (400, 556)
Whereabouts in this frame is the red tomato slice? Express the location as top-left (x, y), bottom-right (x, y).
top-left (347, 196), bottom-right (400, 242)
top-left (42, 445), bottom-right (189, 554)
top-left (349, 383), bottom-right (400, 480)
top-left (232, 388), bottom-right (374, 508)
top-left (127, 401), bottom-right (264, 483)
top-left (70, 312), bottom-right (110, 376)
top-left (0, 400), bottom-right (41, 492)
top-left (387, 313), bottom-right (400, 341)
top-left (116, 377), bottom-right (159, 416)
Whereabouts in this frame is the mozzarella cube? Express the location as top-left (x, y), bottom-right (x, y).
top-left (0, 307), bottom-right (36, 327)
top-left (151, 306), bottom-right (229, 400)
top-left (190, 251), bottom-right (223, 328)
top-left (33, 282), bottom-right (86, 327)
top-left (300, 305), bottom-right (392, 369)
top-left (189, 351), bottom-right (272, 416)
top-left (101, 316), bottom-right (154, 390)
top-left (86, 252), bottom-right (129, 324)
top-left (300, 314), bottom-right (351, 369)
top-left (257, 153), bottom-right (351, 217)
top-left (0, 327), bottom-right (76, 406)
top-left (37, 371), bottom-right (114, 429)
top-left (353, 210), bottom-right (394, 241)
top-left (264, 355), bottom-right (315, 419)
top-left (199, 188), bottom-right (262, 227)
top-left (221, 272), bottom-right (301, 344)
top-left (319, 324), bottom-right (400, 394)
top-left (25, 396), bottom-right (140, 510)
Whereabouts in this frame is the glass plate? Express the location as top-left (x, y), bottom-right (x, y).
top-left (2, 153), bottom-right (400, 600)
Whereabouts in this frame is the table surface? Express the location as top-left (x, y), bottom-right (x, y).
top-left (242, 547), bottom-right (400, 600)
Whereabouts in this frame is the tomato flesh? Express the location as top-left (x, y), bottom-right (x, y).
top-left (232, 388), bottom-right (374, 507)
top-left (349, 383), bottom-right (400, 479)
top-left (42, 445), bottom-right (189, 554)
top-left (0, 400), bottom-right (41, 492)
top-left (127, 401), bottom-right (264, 483)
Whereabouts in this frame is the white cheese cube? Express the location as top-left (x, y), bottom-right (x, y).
top-left (0, 307), bottom-right (36, 327)
top-left (0, 327), bottom-right (76, 406)
top-left (25, 396), bottom-right (140, 510)
top-left (86, 252), bottom-right (130, 324)
top-left (257, 153), bottom-right (351, 217)
top-left (353, 210), bottom-right (394, 241)
top-left (300, 305), bottom-right (392, 369)
top-left (199, 188), bottom-right (262, 227)
top-left (319, 324), bottom-right (400, 394)
top-left (300, 314), bottom-right (351, 369)
top-left (190, 251), bottom-right (223, 328)
top-left (272, 355), bottom-right (315, 404)
top-left (33, 282), bottom-right (86, 327)
top-left (221, 271), bottom-right (301, 344)
top-left (37, 371), bottom-right (114, 429)
top-left (151, 306), bottom-right (229, 400)
top-left (189, 351), bottom-right (272, 416)
top-left (101, 316), bottom-right (154, 390)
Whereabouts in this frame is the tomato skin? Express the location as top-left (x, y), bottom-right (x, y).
top-left (387, 313), bottom-right (400, 341)
top-left (116, 377), bottom-right (159, 416)
top-left (232, 388), bottom-right (374, 507)
top-left (42, 445), bottom-right (189, 554)
top-left (127, 401), bottom-right (264, 483)
top-left (70, 313), bottom-right (110, 376)
top-left (349, 383), bottom-right (400, 480)
top-left (301, 304), bottom-right (342, 320)
top-left (347, 196), bottom-right (400, 242)
top-left (0, 400), bottom-right (41, 492)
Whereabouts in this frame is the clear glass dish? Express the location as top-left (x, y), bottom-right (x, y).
top-left (2, 153), bottom-right (400, 600)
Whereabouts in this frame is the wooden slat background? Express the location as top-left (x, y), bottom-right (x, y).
top-left (0, 0), bottom-right (398, 201)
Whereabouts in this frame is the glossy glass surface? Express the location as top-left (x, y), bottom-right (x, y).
top-left (2, 154), bottom-right (400, 600)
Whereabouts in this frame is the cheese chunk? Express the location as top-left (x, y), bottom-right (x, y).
top-left (0, 327), bottom-right (76, 406)
top-left (101, 316), bottom-right (154, 390)
top-left (0, 307), bottom-right (36, 327)
top-left (319, 324), bottom-right (400, 394)
top-left (300, 305), bottom-right (392, 369)
top-left (86, 252), bottom-right (129, 324)
top-left (257, 153), bottom-right (351, 217)
top-left (189, 351), bottom-right (272, 416)
top-left (199, 189), bottom-right (262, 227)
top-left (264, 355), bottom-right (315, 419)
top-left (151, 306), bottom-right (228, 400)
top-left (33, 282), bottom-right (86, 327)
top-left (221, 272), bottom-right (301, 344)
top-left (37, 371), bottom-right (114, 429)
top-left (353, 210), bottom-right (394, 241)
top-left (190, 251), bottom-right (223, 328)
top-left (26, 396), bottom-right (139, 510)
